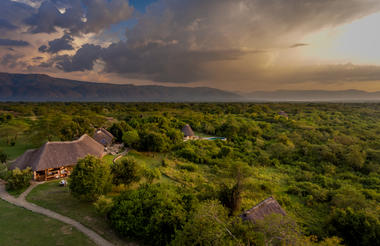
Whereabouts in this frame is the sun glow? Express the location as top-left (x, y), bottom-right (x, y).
top-left (300, 12), bottom-right (380, 65)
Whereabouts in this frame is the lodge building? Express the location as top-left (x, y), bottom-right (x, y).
top-left (11, 129), bottom-right (113, 181)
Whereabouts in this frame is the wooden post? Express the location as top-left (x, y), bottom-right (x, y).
top-left (45, 169), bottom-right (47, 181)
top-left (33, 171), bottom-right (36, 181)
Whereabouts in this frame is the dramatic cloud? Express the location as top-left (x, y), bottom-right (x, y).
top-left (1, 53), bottom-right (25, 68)
top-left (25, 0), bottom-right (133, 34)
top-left (2, 0), bottom-right (380, 91)
top-left (39, 34), bottom-right (74, 53)
top-left (55, 44), bottom-right (102, 72)
top-left (51, 0), bottom-right (380, 84)
top-left (0, 39), bottom-right (30, 47)
top-left (0, 0), bottom-right (34, 28)
top-left (0, 19), bottom-right (17, 30)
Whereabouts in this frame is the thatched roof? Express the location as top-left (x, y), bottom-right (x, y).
top-left (241, 197), bottom-right (286, 222)
top-left (93, 128), bottom-right (114, 146)
top-left (10, 134), bottom-right (105, 171)
top-left (182, 124), bottom-right (195, 137)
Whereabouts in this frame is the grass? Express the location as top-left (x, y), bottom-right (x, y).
top-left (26, 180), bottom-right (135, 246)
top-left (126, 150), bottom-right (165, 168)
top-left (7, 185), bottom-right (29, 198)
top-left (0, 141), bottom-right (34, 161)
top-left (0, 199), bottom-right (95, 246)
top-left (102, 154), bottom-right (115, 166)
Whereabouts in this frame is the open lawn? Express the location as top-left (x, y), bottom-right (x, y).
top-left (0, 199), bottom-right (95, 246)
top-left (0, 141), bottom-right (33, 161)
top-left (26, 180), bottom-right (135, 246)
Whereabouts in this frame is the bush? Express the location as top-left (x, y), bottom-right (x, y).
top-left (6, 168), bottom-right (32, 191)
top-left (142, 167), bottom-right (161, 184)
top-left (93, 195), bottom-right (113, 216)
top-left (329, 208), bottom-right (380, 246)
top-left (108, 184), bottom-right (186, 245)
top-left (172, 200), bottom-right (237, 245)
top-left (176, 162), bottom-right (198, 172)
top-left (122, 130), bottom-right (140, 148)
top-left (69, 155), bottom-right (112, 202)
top-left (111, 157), bottom-right (141, 186)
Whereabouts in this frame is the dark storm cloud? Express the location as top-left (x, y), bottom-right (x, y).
top-left (25, 0), bottom-right (133, 34)
top-left (39, 34), bottom-right (74, 53)
top-left (0, 19), bottom-right (17, 30)
top-left (55, 44), bottom-right (102, 72)
top-left (0, 39), bottom-right (30, 47)
top-left (0, 0), bottom-right (35, 28)
top-left (42, 0), bottom-right (380, 85)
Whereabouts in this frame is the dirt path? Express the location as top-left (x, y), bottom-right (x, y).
top-left (0, 181), bottom-right (113, 246)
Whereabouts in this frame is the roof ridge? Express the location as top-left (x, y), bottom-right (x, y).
top-left (45, 134), bottom-right (88, 145)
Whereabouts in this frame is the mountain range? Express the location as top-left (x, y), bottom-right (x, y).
top-left (1, 73), bottom-right (380, 102)
top-left (0, 73), bottom-right (237, 102)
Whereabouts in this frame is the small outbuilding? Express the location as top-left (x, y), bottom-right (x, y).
top-left (93, 128), bottom-right (114, 147)
top-left (241, 197), bottom-right (286, 223)
top-left (182, 124), bottom-right (197, 140)
top-left (10, 134), bottom-right (105, 181)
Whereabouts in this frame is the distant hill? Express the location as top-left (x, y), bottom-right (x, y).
top-left (0, 73), bottom-right (238, 102)
top-left (242, 90), bottom-right (380, 102)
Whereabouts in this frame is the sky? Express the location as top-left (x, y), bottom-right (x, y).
top-left (1, 0), bottom-right (380, 92)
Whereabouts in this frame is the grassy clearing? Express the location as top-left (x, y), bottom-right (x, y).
top-left (102, 154), bottom-right (115, 166)
top-left (26, 180), bottom-right (135, 246)
top-left (0, 199), bottom-right (95, 246)
top-left (0, 141), bottom-right (33, 161)
top-left (125, 150), bottom-right (165, 168)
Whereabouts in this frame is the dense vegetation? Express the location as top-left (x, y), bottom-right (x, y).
top-left (0, 103), bottom-right (379, 245)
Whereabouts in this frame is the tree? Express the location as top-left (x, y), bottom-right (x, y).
top-left (6, 168), bottom-right (32, 191)
top-left (140, 130), bottom-right (170, 152)
top-left (172, 200), bottom-right (238, 245)
top-left (122, 130), bottom-right (140, 148)
top-left (69, 155), bottom-right (112, 201)
top-left (111, 158), bottom-right (141, 186)
top-left (253, 213), bottom-right (301, 246)
top-left (108, 184), bottom-right (186, 246)
top-left (220, 162), bottom-right (252, 215)
top-left (330, 208), bottom-right (380, 246)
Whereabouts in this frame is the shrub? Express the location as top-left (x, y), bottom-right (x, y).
top-left (329, 208), bottom-right (380, 246)
top-left (93, 195), bottom-right (113, 216)
top-left (69, 155), bottom-right (112, 202)
top-left (108, 184), bottom-right (186, 245)
top-left (122, 130), bottom-right (140, 148)
top-left (142, 167), bottom-right (161, 184)
top-left (6, 168), bottom-right (32, 191)
top-left (176, 162), bottom-right (198, 172)
top-left (172, 200), bottom-right (236, 245)
top-left (111, 157), bottom-right (141, 186)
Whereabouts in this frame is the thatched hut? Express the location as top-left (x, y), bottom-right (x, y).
top-left (93, 128), bottom-right (114, 146)
top-left (182, 124), bottom-right (196, 140)
top-left (10, 134), bottom-right (105, 181)
top-left (241, 197), bottom-right (286, 223)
